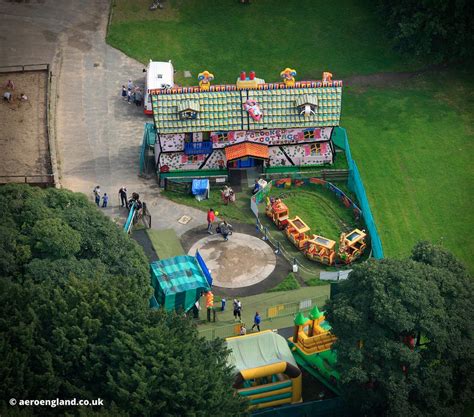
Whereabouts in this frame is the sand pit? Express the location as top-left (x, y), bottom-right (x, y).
top-left (0, 70), bottom-right (52, 184)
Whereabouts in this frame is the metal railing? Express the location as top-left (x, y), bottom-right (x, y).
top-left (198, 294), bottom-right (328, 340)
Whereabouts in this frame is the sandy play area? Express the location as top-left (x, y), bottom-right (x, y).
top-left (0, 70), bottom-right (52, 183)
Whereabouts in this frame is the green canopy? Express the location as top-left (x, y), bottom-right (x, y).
top-left (150, 255), bottom-right (211, 313)
top-left (226, 331), bottom-right (297, 374)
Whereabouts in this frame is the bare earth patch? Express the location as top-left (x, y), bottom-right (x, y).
top-left (0, 71), bottom-right (51, 182)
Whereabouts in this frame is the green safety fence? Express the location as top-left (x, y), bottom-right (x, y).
top-left (251, 397), bottom-right (347, 417)
top-left (139, 123), bottom-right (156, 175)
top-left (332, 127), bottom-right (384, 259)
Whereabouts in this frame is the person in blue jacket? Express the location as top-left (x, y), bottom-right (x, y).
top-left (251, 311), bottom-right (261, 332)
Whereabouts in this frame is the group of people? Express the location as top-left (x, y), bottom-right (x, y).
top-left (206, 208), bottom-right (233, 241)
top-left (93, 185), bottom-right (109, 208)
top-left (92, 185), bottom-right (133, 209)
top-left (2, 79), bottom-right (28, 106)
top-left (121, 79), bottom-right (143, 107)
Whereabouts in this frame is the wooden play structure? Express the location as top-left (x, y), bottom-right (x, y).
top-left (265, 196), bottom-right (367, 266)
top-left (285, 216), bottom-right (311, 250)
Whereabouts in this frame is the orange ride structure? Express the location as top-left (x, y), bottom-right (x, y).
top-left (265, 196), bottom-right (367, 266)
top-left (285, 216), bottom-right (311, 250)
top-left (288, 306), bottom-right (341, 395)
top-left (306, 235), bottom-right (336, 265)
top-left (265, 198), bottom-right (289, 229)
top-left (338, 229), bottom-right (367, 264)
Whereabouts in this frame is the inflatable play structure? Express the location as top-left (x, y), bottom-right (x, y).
top-left (265, 195), bottom-right (367, 265)
top-left (288, 307), bottom-right (341, 395)
top-left (149, 253), bottom-right (212, 312)
top-left (226, 331), bottom-right (302, 410)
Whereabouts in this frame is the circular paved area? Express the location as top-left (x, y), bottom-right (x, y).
top-left (188, 233), bottom-right (276, 288)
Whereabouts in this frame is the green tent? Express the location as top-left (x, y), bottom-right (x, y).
top-left (150, 255), bottom-right (211, 312)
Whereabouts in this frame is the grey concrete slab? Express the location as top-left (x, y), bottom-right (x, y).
top-left (0, 0), bottom-right (206, 236)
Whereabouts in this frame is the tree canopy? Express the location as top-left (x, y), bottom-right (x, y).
top-left (0, 184), bottom-right (247, 416)
top-left (325, 241), bottom-right (474, 417)
top-left (378, 0), bottom-right (474, 62)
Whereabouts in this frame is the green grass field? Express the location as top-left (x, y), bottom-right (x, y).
top-left (109, 0), bottom-right (474, 272)
top-left (343, 71), bottom-right (474, 268)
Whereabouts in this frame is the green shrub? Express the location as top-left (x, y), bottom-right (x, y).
top-left (269, 273), bottom-right (300, 292)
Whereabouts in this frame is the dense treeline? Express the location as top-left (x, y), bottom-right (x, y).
top-left (326, 242), bottom-right (474, 417)
top-left (0, 185), bottom-right (247, 416)
top-left (378, 0), bottom-right (474, 62)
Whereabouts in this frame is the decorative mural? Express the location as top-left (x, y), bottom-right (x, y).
top-left (210, 127), bottom-right (332, 149)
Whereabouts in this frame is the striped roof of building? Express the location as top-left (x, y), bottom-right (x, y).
top-left (152, 81), bottom-right (342, 134)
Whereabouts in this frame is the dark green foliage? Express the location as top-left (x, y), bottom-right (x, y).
top-left (378, 0), bottom-right (474, 62)
top-left (0, 185), bottom-right (248, 416)
top-left (325, 242), bottom-right (474, 417)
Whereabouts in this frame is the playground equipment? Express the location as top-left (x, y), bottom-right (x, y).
top-left (264, 190), bottom-right (367, 265)
top-left (305, 235), bottom-right (336, 265)
top-left (280, 68), bottom-right (297, 87)
top-left (198, 70), bottom-right (214, 91)
top-left (285, 216), bottom-right (311, 250)
top-left (338, 229), bottom-right (367, 264)
top-left (226, 331), bottom-right (302, 410)
top-left (150, 253), bottom-right (212, 312)
top-left (123, 192), bottom-right (151, 234)
top-left (265, 198), bottom-right (289, 229)
top-left (288, 307), bottom-right (340, 395)
top-left (243, 99), bottom-right (263, 121)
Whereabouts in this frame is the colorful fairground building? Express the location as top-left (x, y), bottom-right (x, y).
top-left (149, 68), bottom-right (342, 184)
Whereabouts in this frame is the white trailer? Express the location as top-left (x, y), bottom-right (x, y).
top-left (144, 60), bottom-right (174, 115)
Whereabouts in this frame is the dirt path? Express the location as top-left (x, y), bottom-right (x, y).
top-left (345, 64), bottom-right (446, 88)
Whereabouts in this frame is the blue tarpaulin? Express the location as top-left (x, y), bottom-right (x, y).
top-left (192, 179), bottom-right (209, 200)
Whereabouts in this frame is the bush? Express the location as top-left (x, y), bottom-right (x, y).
top-left (269, 272), bottom-right (300, 292)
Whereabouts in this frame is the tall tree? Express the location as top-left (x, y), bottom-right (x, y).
top-left (325, 242), bottom-right (474, 417)
top-left (0, 184), bottom-right (247, 416)
top-left (378, 0), bottom-right (474, 62)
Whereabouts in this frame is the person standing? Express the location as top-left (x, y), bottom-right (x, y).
top-left (251, 312), bottom-right (261, 332)
top-left (93, 185), bottom-right (101, 207)
top-left (221, 297), bottom-right (226, 312)
top-left (127, 88), bottom-right (132, 104)
top-left (119, 186), bottom-right (128, 207)
top-left (121, 85), bottom-right (127, 100)
top-left (207, 208), bottom-right (215, 234)
top-left (127, 79), bottom-right (133, 90)
top-left (102, 193), bottom-right (109, 208)
top-left (233, 299), bottom-right (242, 322)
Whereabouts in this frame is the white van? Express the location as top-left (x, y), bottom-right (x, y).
top-left (144, 60), bottom-right (174, 115)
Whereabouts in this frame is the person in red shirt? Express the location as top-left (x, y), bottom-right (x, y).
top-left (207, 208), bottom-right (215, 234)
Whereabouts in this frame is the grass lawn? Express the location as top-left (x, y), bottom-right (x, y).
top-left (108, 0), bottom-right (423, 83)
top-left (147, 229), bottom-right (184, 258)
top-left (197, 285), bottom-right (330, 337)
top-left (343, 70), bottom-right (474, 270)
top-left (109, 1), bottom-right (474, 272)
